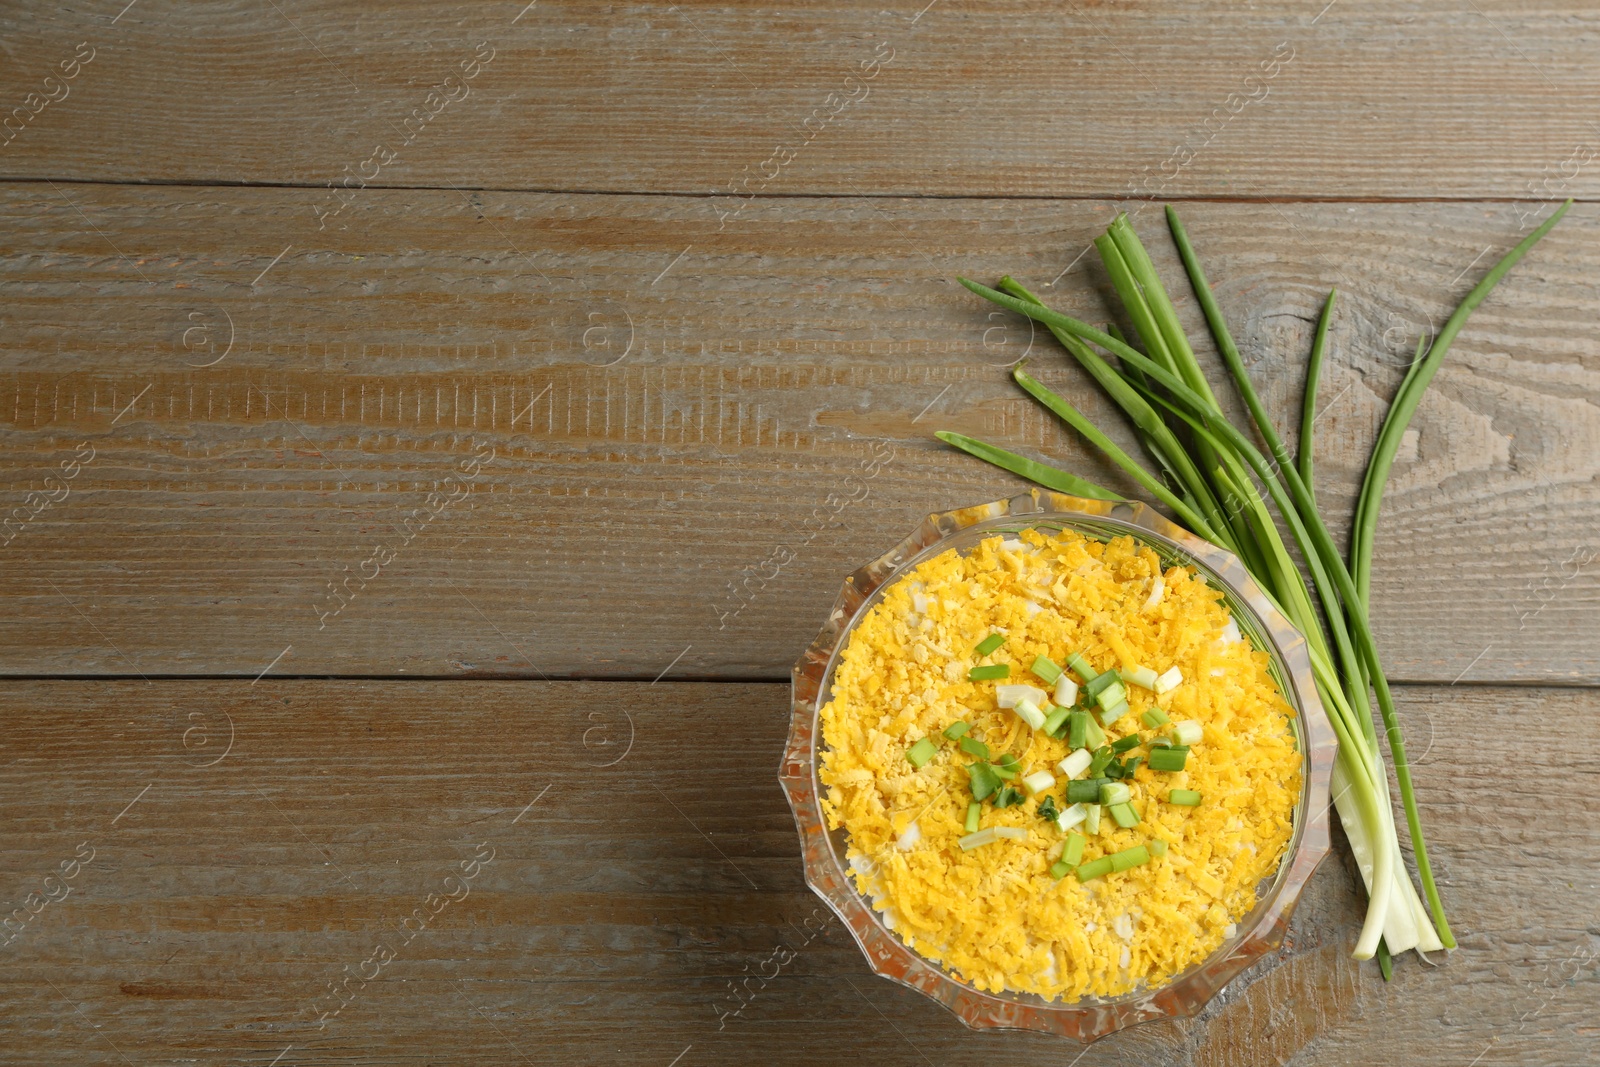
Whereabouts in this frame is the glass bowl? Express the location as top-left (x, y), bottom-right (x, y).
top-left (779, 488), bottom-right (1336, 1042)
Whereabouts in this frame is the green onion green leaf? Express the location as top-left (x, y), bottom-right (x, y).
top-left (968, 762), bottom-right (1001, 802)
top-left (1074, 856), bottom-right (1114, 881)
top-left (1030, 655), bottom-right (1064, 685)
top-left (1061, 831), bottom-right (1086, 867)
top-left (1149, 746), bottom-right (1189, 772)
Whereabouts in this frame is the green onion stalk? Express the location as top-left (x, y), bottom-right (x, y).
top-left (938, 201), bottom-right (1571, 968)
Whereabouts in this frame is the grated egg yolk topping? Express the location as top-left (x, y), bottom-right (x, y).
top-left (819, 528), bottom-right (1302, 1000)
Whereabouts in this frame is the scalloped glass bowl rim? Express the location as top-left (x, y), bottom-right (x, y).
top-left (779, 489), bottom-right (1336, 1042)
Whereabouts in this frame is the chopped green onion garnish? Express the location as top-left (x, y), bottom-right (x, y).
top-left (965, 802), bottom-right (981, 833)
top-left (1061, 831), bottom-right (1086, 867)
top-left (1108, 843), bottom-right (1150, 872)
top-left (906, 736), bottom-right (938, 769)
top-left (1149, 746), bottom-right (1189, 772)
top-left (974, 632), bottom-right (1005, 657)
top-left (1088, 746), bottom-right (1114, 776)
top-left (944, 720), bottom-right (972, 741)
top-left (1050, 858), bottom-right (1073, 880)
top-left (1012, 696), bottom-right (1046, 730)
top-left (1022, 769), bottom-right (1056, 794)
top-left (1099, 698), bottom-right (1131, 725)
top-left (1126, 665), bottom-right (1160, 691)
top-left (1056, 802), bottom-right (1087, 831)
top-left (1154, 666), bottom-right (1183, 694)
top-left (1067, 710), bottom-right (1089, 749)
top-left (1068, 777), bottom-right (1107, 799)
top-left (969, 663), bottom-right (1010, 682)
top-left (1141, 708), bottom-right (1172, 729)
top-left (996, 753), bottom-right (1020, 770)
top-left (1111, 733), bottom-right (1141, 753)
top-left (1037, 795), bottom-right (1060, 822)
top-left (1074, 856), bottom-right (1113, 881)
top-left (992, 764), bottom-right (1018, 781)
top-left (995, 683), bottom-right (1047, 709)
top-left (959, 827), bottom-right (998, 851)
top-left (1099, 781), bottom-right (1130, 806)
top-left (1109, 801), bottom-right (1140, 828)
top-left (1084, 669), bottom-right (1121, 698)
top-left (1094, 680), bottom-right (1127, 711)
top-left (1103, 758), bottom-right (1125, 780)
top-left (1065, 651), bottom-right (1098, 681)
top-left (1123, 755), bottom-right (1144, 777)
top-left (1030, 655), bottom-right (1063, 685)
top-left (1084, 803), bottom-right (1103, 834)
top-left (1042, 705), bottom-right (1071, 736)
top-left (1058, 748), bottom-right (1092, 780)
top-left (968, 762), bottom-right (1001, 801)
top-left (1172, 720), bottom-right (1203, 746)
top-left (958, 736), bottom-right (990, 760)
top-left (1149, 838), bottom-right (1168, 858)
top-left (1083, 715), bottom-right (1107, 750)
top-left (994, 785), bottom-right (1024, 807)
top-left (1167, 789), bottom-right (1202, 807)
top-left (993, 825), bottom-right (1027, 841)
top-left (1053, 675), bottom-right (1079, 707)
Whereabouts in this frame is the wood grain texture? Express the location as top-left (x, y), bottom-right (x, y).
top-left (0, 187), bottom-right (1593, 682)
top-left (1, 2), bottom-right (1599, 201)
top-left (0, 679), bottom-right (1594, 1066)
top-left (3, 5), bottom-right (1594, 1067)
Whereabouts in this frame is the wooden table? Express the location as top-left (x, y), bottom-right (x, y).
top-left (2, 2), bottom-right (1596, 1063)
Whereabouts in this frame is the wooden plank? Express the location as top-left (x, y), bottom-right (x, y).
top-left (0, 679), bottom-right (1593, 1065)
top-left (0, 187), bottom-right (1595, 682)
top-left (0, 2), bottom-right (1598, 201)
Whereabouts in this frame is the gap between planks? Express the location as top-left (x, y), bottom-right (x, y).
top-left (0, 173), bottom-right (1588, 208)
